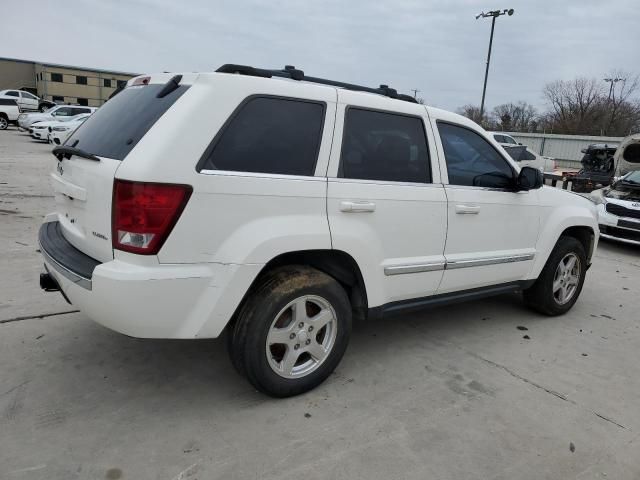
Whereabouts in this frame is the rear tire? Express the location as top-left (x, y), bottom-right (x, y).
top-left (228, 265), bottom-right (352, 397)
top-left (524, 236), bottom-right (587, 316)
top-left (0, 115), bottom-right (8, 130)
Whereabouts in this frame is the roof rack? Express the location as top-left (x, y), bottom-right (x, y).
top-left (216, 64), bottom-right (418, 104)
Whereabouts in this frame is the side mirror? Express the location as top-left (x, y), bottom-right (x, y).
top-left (517, 166), bottom-right (543, 191)
top-left (622, 144), bottom-right (640, 164)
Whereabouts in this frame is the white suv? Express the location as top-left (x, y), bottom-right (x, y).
top-left (38, 65), bottom-right (598, 397)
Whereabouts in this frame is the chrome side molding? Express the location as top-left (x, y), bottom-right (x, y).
top-left (384, 253), bottom-right (535, 276)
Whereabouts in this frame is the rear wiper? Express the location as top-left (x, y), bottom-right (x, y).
top-left (52, 145), bottom-right (100, 162)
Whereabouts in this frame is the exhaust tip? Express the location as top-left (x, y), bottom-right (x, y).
top-left (40, 272), bottom-right (60, 292)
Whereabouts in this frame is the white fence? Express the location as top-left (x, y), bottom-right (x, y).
top-left (503, 132), bottom-right (624, 168)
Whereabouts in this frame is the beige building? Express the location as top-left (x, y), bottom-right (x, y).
top-left (0, 57), bottom-right (138, 107)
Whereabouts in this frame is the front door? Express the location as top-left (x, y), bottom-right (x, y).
top-left (432, 119), bottom-right (540, 294)
top-left (327, 94), bottom-right (447, 308)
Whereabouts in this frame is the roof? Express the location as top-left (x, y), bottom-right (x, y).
top-left (0, 56), bottom-right (139, 77)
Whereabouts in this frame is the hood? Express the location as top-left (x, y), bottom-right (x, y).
top-left (604, 184), bottom-right (640, 202)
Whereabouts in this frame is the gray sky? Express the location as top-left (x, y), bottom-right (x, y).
top-left (3, 0), bottom-right (638, 111)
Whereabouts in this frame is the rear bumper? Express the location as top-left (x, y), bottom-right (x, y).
top-left (38, 220), bottom-right (260, 339)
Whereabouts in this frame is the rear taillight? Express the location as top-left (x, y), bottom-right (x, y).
top-left (112, 180), bottom-right (192, 255)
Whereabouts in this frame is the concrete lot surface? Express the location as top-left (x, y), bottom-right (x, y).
top-left (1, 128), bottom-right (639, 479)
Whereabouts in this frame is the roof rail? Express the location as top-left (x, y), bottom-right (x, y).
top-left (216, 64), bottom-right (418, 104)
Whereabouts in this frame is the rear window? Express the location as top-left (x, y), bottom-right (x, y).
top-left (65, 84), bottom-right (188, 160)
top-left (0, 98), bottom-right (17, 106)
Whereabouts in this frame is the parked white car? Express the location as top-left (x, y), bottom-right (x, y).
top-left (0, 98), bottom-right (20, 129)
top-left (0, 89), bottom-right (57, 112)
top-left (38, 65), bottom-right (598, 397)
top-left (47, 114), bottom-right (92, 145)
top-left (591, 170), bottom-right (640, 245)
top-left (18, 105), bottom-right (96, 130)
top-left (0, 89), bottom-right (39, 111)
top-left (503, 144), bottom-right (557, 173)
top-left (490, 132), bottom-right (520, 145)
top-left (29, 115), bottom-right (87, 140)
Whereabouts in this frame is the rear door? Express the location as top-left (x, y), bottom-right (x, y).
top-left (51, 80), bottom-right (190, 262)
top-left (327, 92), bottom-right (447, 307)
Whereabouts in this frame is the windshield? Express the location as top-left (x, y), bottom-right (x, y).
top-left (622, 170), bottom-right (640, 184)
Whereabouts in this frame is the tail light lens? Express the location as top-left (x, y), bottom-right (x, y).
top-left (112, 180), bottom-right (192, 255)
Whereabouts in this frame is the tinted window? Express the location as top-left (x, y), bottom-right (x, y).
top-left (76, 76), bottom-right (88, 85)
top-left (5, 91), bottom-right (19, 97)
top-left (522, 149), bottom-right (536, 160)
top-left (340, 108), bottom-right (431, 183)
top-left (21, 92), bottom-right (37, 100)
top-left (117, 80), bottom-right (127, 89)
top-left (51, 73), bottom-right (63, 82)
top-left (200, 97), bottom-right (325, 176)
top-left (104, 79), bottom-right (112, 88)
top-left (503, 136), bottom-right (517, 144)
top-left (494, 134), bottom-right (506, 143)
top-left (65, 83), bottom-right (188, 160)
top-left (54, 107), bottom-right (74, 117)
top-left (0, 99), bottom-right (17, 106)
top-left (438, 122), bottom-right (513, 187)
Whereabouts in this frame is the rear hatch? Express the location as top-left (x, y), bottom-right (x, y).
top-left (50, 76), bottom-right (190, 262)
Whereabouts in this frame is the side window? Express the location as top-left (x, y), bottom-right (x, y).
top-left (340, 108), bottom-right (431, 183)
top-left (200, 97), bottom-right (325, 176)
top-left (5, 91), bottom-right (19, 97)
top-left (504, 136), bottom-right (518, 145)
top-left (55, 107), bottom-right (73, 117)
top-left (522, 149), bottom-right (536, 161)
top-left (494, 134), bottom-right (506, 143)
top-left (438, 122), bottom-right (514, 188)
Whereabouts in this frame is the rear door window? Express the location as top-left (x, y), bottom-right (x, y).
top-left (65, 83), bottom-right (188, 160)
top-left (340, 108), bottom-right (431, 183)
top-left (199, 97), bottom-right (325, 176)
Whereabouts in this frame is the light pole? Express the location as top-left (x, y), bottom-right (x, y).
top-left (603, 77), bottom-right (625, 135)
top-left (604, 77), bottom-right (624, 102)
top-left (476, 8), bottom-right (514, 121)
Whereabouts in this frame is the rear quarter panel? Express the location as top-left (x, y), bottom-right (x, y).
top-left (114, 74), bottom-right (338, 265)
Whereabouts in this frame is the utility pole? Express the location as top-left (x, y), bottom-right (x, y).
top-left (476, 8), bottom-right (514, 122)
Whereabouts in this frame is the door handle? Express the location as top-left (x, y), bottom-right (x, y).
top-left (340, 201), bottom-right (376, 213)
top-left (455, 204), bottom-right (480, 214)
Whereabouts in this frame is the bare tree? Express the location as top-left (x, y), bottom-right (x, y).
top-left (457, 104), bottom-right (487, 126)
top-left (492, 102), bottom-right (538, 132)
top-left (542, 77), bottom-right (603, 134)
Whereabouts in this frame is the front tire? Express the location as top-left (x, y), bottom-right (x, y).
top-left (0, 116), bottom-right (8, 130)
top-left (229, 265), bottom-right (352, 397)
top-left (524, 236), bottom-right (587, 316)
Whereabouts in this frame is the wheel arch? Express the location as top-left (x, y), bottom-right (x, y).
top-left (560, 225), bottom-right (596, 263)
top-left (225, 249), bottom-right (369, 336)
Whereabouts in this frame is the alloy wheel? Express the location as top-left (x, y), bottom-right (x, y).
top-left (265, 295), bottom-right (338, 379)
top-left (553, 253), bottom-right (581, 305)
